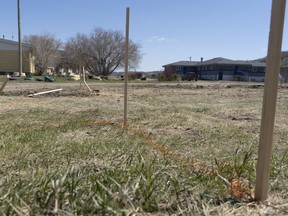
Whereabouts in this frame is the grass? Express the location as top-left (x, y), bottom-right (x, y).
top-left (0, 81), bottom-right (288, 215)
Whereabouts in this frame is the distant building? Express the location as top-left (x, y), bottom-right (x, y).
top-left (163, 57), bottom-right (266, 82)
top-left (197, 58), bottom-right (266, 82)
top-left (0, 38), bottom-right (35, 75)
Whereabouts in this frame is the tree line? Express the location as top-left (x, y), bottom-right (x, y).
top-left (23, 27), bottom-right (142, 76)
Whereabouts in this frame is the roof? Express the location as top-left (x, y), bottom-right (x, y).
top-left (192, 57), bottom-right (266, 67)
top-left (196, 57), bottom-right (255, 66)
top-left (163, 57), bottom-right (266, 69)
top-left (0, 38), bottom-right (32, 48)
top-left (249, 61), bottom-right (266, 67)
top-left (163, 61), bottom-right (199, 67)
top-left (196, 57), bottom-right (233, 65)
top-left (259, 51), bottom-right (288, 67)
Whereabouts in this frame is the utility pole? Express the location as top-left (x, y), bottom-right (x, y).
top-left (18, 0), bottom-right (23, 77)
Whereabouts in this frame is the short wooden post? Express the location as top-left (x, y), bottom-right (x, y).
top-left (0, 76), bottom-right (9, 94)
top-left (82, 67), bottom-right (92, 92)
top-left (255, 0), bottom-right (286, 201)
top-left (123, 7), bottom-right (130, 127)
top-left (79, 66), bottom-right (82, 88)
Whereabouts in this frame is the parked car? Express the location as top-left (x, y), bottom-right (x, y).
top-left (181, 72), bottom-right (198, 81)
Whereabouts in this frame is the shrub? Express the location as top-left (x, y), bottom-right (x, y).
top-left (157, 71), bottom-right (179, 81)
top-left (128, 72), bottom-right (143, 80)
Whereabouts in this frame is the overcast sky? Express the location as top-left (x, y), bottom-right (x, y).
top-left (1, 0), bottom-right (288, 71)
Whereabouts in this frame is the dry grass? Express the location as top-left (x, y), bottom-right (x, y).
top-left (0, 81), bottom-right (288, 215)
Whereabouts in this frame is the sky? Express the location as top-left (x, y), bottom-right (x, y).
top-left (1, 0), bottom-right (288, 72)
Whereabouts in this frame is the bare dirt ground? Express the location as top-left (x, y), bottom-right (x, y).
top-left (0, 80), bottom-right (270, 96)
top-left (1, 80), bottom-right (270, 92)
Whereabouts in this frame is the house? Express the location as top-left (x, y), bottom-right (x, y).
top-left (163, 57), bottom-right (266, 82)
top-left (197, 58), bottom-right (266, 82)
top-left (162, 61), bottom-right (198, 76)
top-left (0, 38), bottom-right (35, 75)
top-left (278, 51), bottom-right (288, 82)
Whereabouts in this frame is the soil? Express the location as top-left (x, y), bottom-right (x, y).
top-left (1, 82), bottom-right (102, 97)
top-left (0, 80), bottom-right (270, 98)
top-left (1, 88), bottom-right (100, 97)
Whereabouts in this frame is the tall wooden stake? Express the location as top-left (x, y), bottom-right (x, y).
top-left (255, 0), bottom-right (286, 201)
top-left (123, 7), bottom-right (130, 127)
top-left (18, 0), bottom-right (23, 77)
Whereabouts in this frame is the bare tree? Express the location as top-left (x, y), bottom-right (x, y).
top-left (23, 33), bottom-right (62, 75)
top-left (64, 28), bottom-right (142, 76)
top-left (61, 36), bottom-right (85, 73)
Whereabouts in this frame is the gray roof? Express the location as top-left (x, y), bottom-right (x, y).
top-left (192, 57), bottom-right (266, 67)
top-left (261, 51), bottom-right (288, 67)
top-left (196, 57), bottom-right (235, 65)
top-left (163, 61), bottom-right (199, 67)
top-left (0, 38), bottom-right (32, 48)
top-left (249, 61), bottom-right (266, 67)
top-left (164, 57), bottom-right (266, 68)
top-left (197, 57), bottom-right (256, 66)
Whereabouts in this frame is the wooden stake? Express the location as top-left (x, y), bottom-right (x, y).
top-left (0, 76), bottom-right (9, 94)
top-left (82, 67), bottom-right (92, 92)
top-left (79, 66), bottom-right (82, 88)
top-left (255, 0), bottom-right (286, 201)
top-left (124, 7), bottom-right (130, 127)
top-left (18, 0), bottom-right (23, 77)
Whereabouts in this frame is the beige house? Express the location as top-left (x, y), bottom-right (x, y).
top-left (0, 38), bottom-right (35, 75)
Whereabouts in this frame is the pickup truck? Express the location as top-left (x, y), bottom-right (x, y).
top-left (181, 72), bottom-right (198, 81)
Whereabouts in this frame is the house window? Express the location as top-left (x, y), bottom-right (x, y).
top-left (176, 66), bottom-right (182, 71)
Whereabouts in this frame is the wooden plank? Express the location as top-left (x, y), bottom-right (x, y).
top-left (28, 89), bottom-right (63, 97)
top-left (124, 7), bottom-right (130, 127)
top-left (255, 0), bottom-right (286, 201)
